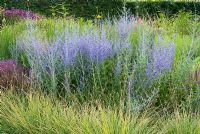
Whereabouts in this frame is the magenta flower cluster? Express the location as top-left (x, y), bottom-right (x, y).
top-left (4, 8), bottom-right (41, 20)
top-left (0, 59), bottom-right (31, 87)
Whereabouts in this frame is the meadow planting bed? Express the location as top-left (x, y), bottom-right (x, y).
top-left (0, 6), bottom-right (200, 134)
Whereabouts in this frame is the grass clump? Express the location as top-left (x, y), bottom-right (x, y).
top-left (0, 91), bottom-right (155, 134)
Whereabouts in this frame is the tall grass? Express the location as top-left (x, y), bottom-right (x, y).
top-left (0, 23), bottom-right (24, 59)
top-left (0, 91), bottom-right (156, 134)
top-left (160, 111), bottom-right (200, 134)
top-left (1, 91), bottom-right (200, 134)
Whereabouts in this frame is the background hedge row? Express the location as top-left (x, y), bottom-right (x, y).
top-left (0, 0), bottom-right (200, 18)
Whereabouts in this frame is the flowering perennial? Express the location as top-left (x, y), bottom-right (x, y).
top-left (4, 8), bottom-right (41, 20)
top-left (146, 38), bottom-right (175, 78)
top-left (0, 60), bottom-right (31, 88)
top-left (56, 28), bottom-right (114, 65)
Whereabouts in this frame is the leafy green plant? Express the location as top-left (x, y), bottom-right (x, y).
top-left (49, 2), bottom-right (69, 18)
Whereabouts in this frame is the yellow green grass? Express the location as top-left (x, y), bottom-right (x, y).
top-left (1, 91), bottom-right (200, 134)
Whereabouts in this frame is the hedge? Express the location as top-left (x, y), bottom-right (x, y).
top-left (0, 0), bottom-right (200, 19)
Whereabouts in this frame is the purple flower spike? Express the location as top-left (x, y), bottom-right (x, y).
top-left (115, 16), bottom-right (135, 38)
top-left (79, 30), bottom-right (113, 63)
top-left (146, 38), bottom-right (175, 79)
top-left (61, 29), bottom-right (114, 65)
top-left (61, 34), bottom-right (80, 65)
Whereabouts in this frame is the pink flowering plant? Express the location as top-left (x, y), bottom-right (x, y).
top-left (4, 8), bottom-right (42, 20)
top-left (2, 8), bottom-right (42, 24)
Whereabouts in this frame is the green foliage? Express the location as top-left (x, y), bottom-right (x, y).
top-left (0, 1), bottom-right (200, 19)
top-left (0, 22), bottom-right (25, 59)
